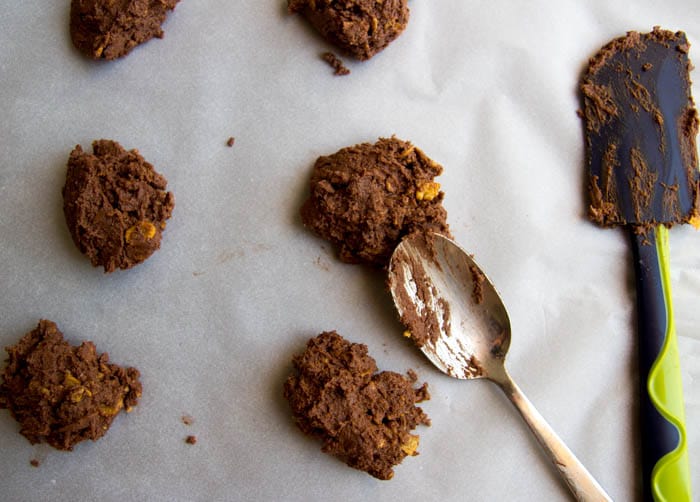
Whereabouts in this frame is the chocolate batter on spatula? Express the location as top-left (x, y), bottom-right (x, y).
top-left (580, 27), bottom-right (700, 231)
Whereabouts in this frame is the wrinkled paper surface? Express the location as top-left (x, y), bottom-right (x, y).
top-left (0, 1), bottom-right (698, 500)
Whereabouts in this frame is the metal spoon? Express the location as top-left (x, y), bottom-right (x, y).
top-left (388, 232), bottom-right (611, 501)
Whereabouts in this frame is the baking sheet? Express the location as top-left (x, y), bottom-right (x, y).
top-left (1, 1), bottom-right (699, 500)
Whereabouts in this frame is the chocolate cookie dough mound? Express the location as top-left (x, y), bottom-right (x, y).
top-left (288, 0), bottom-right (409, 61)
top-left (63, 139), bottom-right (175, 273)
top-left (301, 137), bottom-right (450, 268)
top-left (0, 320), bottom-right (142, 451)
top-left (70, 0), bottom-right (180, 60)
top-left (283, 331), bottom-right (430, 480)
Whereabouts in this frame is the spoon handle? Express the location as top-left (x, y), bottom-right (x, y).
top-left (494, 371), bottom-right (612, 502)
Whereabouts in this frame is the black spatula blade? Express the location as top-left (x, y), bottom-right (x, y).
top-left (581, 28), bottom-right (699, 229)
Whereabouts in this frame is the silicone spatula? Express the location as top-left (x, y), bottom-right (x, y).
top-left (580, 27), bottom-right (699, 502)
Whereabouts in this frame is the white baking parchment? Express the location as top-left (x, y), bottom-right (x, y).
top-left (1, 1), bottom-right (699, 501)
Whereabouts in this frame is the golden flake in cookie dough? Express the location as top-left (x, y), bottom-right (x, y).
top-left (283, 331), bottom-right (430, 480)
top-left (300, 137), bottom-right (451, 268)
top-left (62, 139), bottom-right (175, 273)
top-left (70, 0), bottom-right (180, 60)
top-left (0, 320), bottom-right (142, 451)
top-left (288, 0), bottom-right (409, 61)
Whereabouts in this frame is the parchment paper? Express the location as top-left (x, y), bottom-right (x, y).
top-left (1, 1), bottom-right (698, 500)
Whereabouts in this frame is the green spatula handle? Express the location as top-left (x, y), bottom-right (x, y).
top-left (631, 225), bottom-right (692, 502)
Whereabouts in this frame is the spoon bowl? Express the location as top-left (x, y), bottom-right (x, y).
top-left (388, 232), bottom-right (611, 502)
top-left (388, 231), bottom-right (510, 380)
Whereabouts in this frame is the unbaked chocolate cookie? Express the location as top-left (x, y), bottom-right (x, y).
top-left (300, 136), bottom-right (450, 268)
top-left (62, 139), bottom-right (175, 273)
top-left (283, 331), bottom-right (430, 480)
top-left (288, 0), bottom-right (409, 60)
top-left (0, 320), bottom-right (142, 451)
top-left (70, 0), bottom-right (180, 60)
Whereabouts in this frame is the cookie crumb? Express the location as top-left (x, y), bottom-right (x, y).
top-left (185, 435), bottom-right (197, 445)
top-left (226, 137), bottom-right (235, 147)
top-left (30, 459), bottom-right (40, 468)
top-left (322, 52), bottom-right (350, 76)
top-left (406, 369), bottom-right (418, 382)
top-left (181, 414), bottom-right (194, 426)
top-left (414, 382), bottom-right (430, 403)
